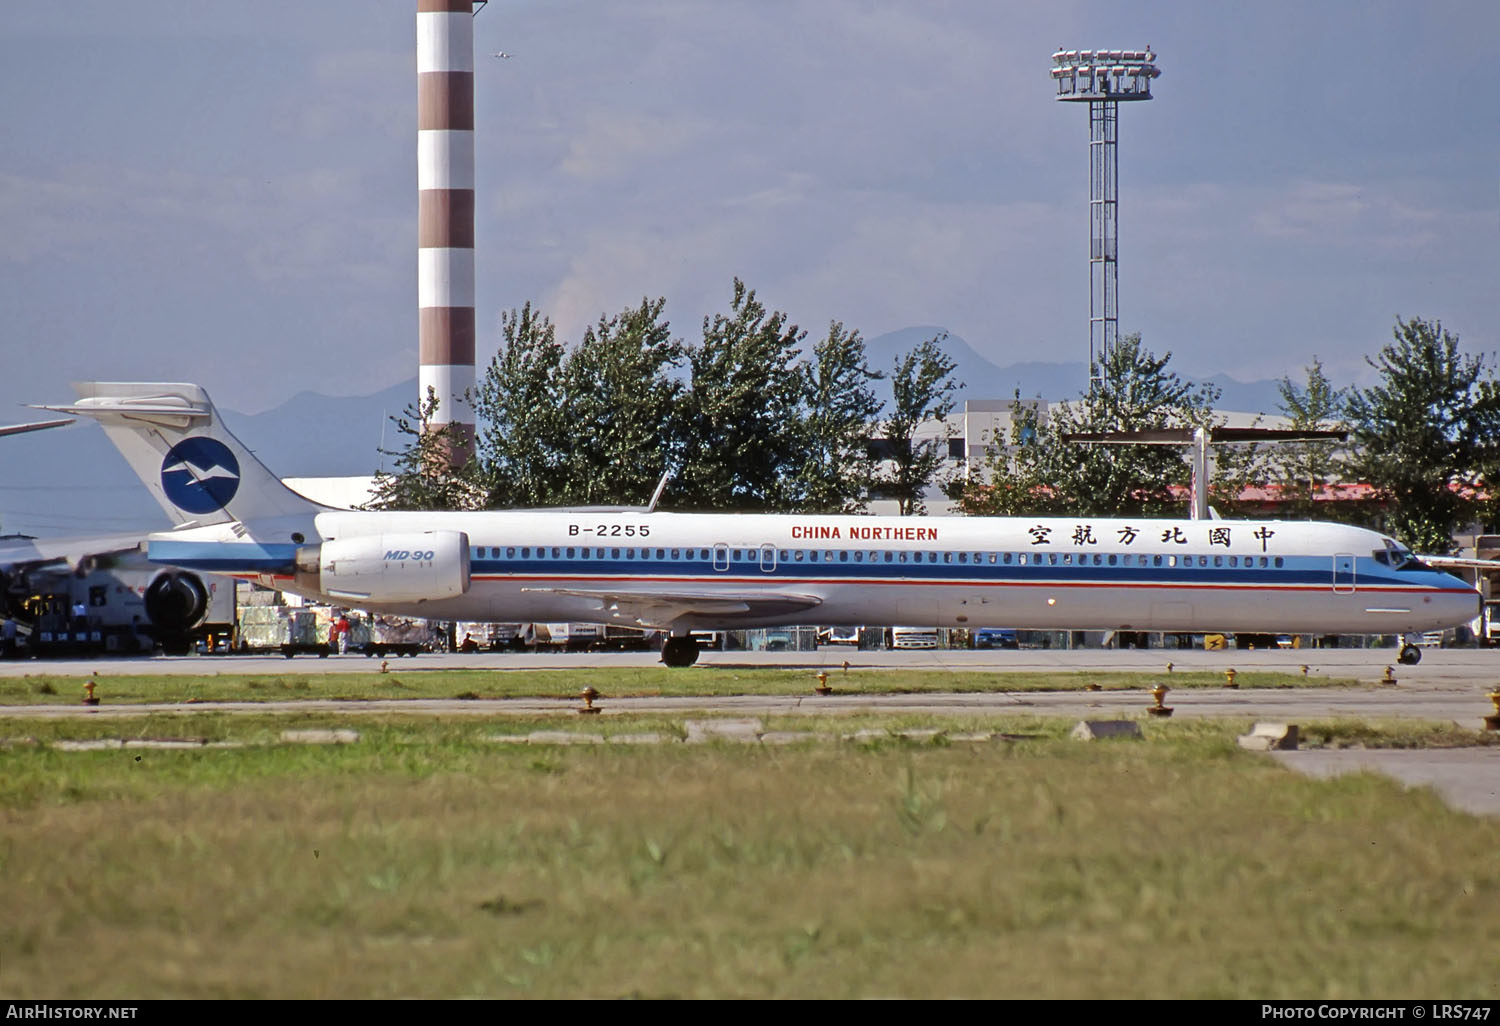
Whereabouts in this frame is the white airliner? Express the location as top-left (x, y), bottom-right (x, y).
top-left (39, 382), bottom-right (1480, 667)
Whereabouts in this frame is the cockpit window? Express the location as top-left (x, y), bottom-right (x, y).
top-left (1376, 540), bottom-right (1424, 571)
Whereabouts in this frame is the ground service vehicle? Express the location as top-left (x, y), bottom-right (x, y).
top-left (891, 626), bottom-right (939, 649)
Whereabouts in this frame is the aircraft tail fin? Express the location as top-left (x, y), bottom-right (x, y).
top-left (34, 382), bottom-right (325, 528)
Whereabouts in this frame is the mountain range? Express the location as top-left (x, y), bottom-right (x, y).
top-left (2, 328), bottom-right (1291, 538)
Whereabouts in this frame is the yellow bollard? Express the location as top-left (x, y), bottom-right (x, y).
top-left (1147, 682), bottom-right (1173, 717)
top-left (1483, 689), bottom-right (1500, 731)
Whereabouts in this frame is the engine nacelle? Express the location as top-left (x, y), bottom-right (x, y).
top-left (144, 571), bottom-right (209, 630)
top-left (295, 531), bottom-right (470, 604)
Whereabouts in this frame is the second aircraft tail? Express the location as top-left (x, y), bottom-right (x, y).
top-left (36, 382), bottom-right (326, 528)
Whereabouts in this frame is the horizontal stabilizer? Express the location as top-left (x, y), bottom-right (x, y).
top-left (1064, 428), bottom-right (1347, 445)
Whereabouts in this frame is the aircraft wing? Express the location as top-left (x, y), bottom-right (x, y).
top-left (519, 585), bottom-right (822, 629)
top-left (1415, 555), bottom-right (1500, 571)
top-left (0, 418), bottom-right (73, 439)
top-left (0, 533), bottom-right (147, 579)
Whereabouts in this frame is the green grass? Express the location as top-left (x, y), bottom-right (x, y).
top-left (1, 712), bottom-right (1497, 999)
top-left (0, 665), bottom-right (1360, 706)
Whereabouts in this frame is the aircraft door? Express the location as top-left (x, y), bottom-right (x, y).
top-left (713, 544), bottom-right (729, 573)
top-left (1333, 553), bottom-right (1356, 593)
top-left (759, 545), bottom-right (777, 573)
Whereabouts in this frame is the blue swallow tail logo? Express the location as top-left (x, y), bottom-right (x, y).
top-left (160, 438), bottom-right (241, 514)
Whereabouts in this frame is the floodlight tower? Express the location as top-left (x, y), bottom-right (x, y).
top-left (1050, 47), bottom-right (1159, 387)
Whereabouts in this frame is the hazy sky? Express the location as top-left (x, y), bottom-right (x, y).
top-left (2, 0), bottom-right (1495, 421)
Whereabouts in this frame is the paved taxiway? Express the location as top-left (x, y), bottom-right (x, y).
top-left (5, 643), bottom-right (1500, 681)
top-left (4, 647), bottom-right (1499, 816)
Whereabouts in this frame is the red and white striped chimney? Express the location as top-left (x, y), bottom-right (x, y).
top-left (417, 0), bottom-right (476, 465)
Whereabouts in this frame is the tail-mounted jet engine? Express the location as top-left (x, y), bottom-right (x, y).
top-left (294, 531), bottom-right (470, 604)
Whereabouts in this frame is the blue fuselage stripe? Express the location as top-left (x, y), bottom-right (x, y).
top-left (147, 540), bottom-right (1467, 595)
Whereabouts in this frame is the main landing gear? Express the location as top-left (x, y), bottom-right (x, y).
top-left (1398, 644), bottom-right (1422, 666)
top-left (661, 635), bottom-right (700, 668)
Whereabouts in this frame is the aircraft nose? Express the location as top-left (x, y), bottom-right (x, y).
top-left (1440, 575), bottom-right (1482, 627)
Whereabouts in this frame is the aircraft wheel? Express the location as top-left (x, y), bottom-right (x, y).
top-left (661, 636), bottom-right (700, 668)
top-left (1398, 644), bottom-right (1421, 666)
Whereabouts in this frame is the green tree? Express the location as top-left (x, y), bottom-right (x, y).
top-left (794, 321), bottom-right (883, 513)
top-left (1270, 358), bottom-right (1350, 521)
top-left (676, 279), bottom-right (808, 511)
top-left (472, 302), bottom-right (570, 508)
top-left (873, 333), bottom-right (961, 516)
top-left (560, 297), bottom-right (684, 505)
top-left (367, 388), bottom-right (486, 511)
top-left (961, 334), bottom-right (1217, 517)
top-left (1344, 317), bottom-right (1500, 553)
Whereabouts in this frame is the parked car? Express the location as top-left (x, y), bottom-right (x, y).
top-left (973, 628), bottom-right (1019, 650)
